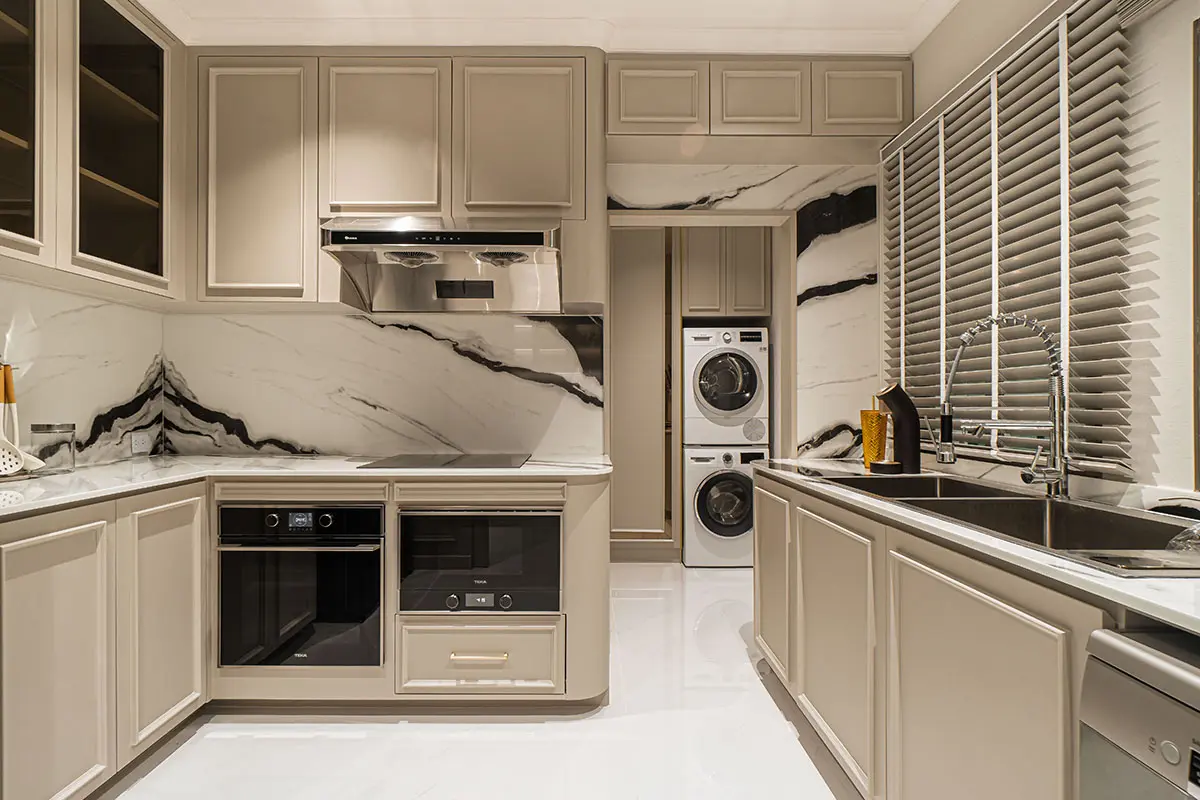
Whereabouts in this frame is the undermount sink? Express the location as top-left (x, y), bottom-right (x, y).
top-left (900, 497), bottom-right (1200, 576)
top-left (824, 474), bottom-right (1027, 500)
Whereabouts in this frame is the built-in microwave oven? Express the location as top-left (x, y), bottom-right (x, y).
top-left (399, 510), bottom-right (561, 613)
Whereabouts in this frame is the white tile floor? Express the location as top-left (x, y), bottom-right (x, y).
top-left (111, 564), bottom-right (837, 800)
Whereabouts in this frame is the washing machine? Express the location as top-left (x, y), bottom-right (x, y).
top-left (683, 327), bottom-right (770, 446)
top-left (683, 446), bottom-right (767, 567)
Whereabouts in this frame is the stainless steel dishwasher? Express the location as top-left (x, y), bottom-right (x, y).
top-left (1082, 629), bottom-right (1200, 798)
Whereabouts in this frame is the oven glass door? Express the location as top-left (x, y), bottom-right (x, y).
top-left (219, 546), bottom-right (382, 667)
top-left (399, 512), bottom-right (561, 611)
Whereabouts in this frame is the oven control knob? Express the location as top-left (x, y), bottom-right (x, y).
top-left (265, 513), bottom-right (280, 528)
top-left (318, 513), bottom-right (334, 529)
top-left (499, 594), bottom-right (513, 610)
top-left (445, 594), bottom-right (460, 610)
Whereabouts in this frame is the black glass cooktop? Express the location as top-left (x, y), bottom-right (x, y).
top-left (358, 453), bottom-right (531, 470)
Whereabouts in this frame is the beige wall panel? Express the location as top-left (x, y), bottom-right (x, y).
top-left (608, 60), bottom-right (710, 135)
top-left (725, 226), bottom-right (771, 315)
top-left (1, 511), bottom-right (115, 800)
top-left (115, 488), bottom-right (206, 764)
top-left (812, 60), bottom-right (912, 137)
top-left (796, 505), bottom-right (878, 797)
top-left (453, 57), bottom-right (585, 218)
top-left (912, 0), bottom-right (1053, 114)
top-left (320, 58), bottom-right (450, 215)
top-left (200, 57), bottom-right (318, 299)
top-left (753, 483), bottom-right (792, 682)
top-left (680, 226), bottom-right (724, 316)
top-left (610, 228), bottom-right (668, 539)
top-left (395, 615), bottom-right (565, 695)
top-left (711, 61), bottom-right (811, 135)
top-left (888, 548), bottom-right (1070, 800)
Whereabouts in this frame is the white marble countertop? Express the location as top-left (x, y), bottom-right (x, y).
top-left (0, 455), bottom-right (612, 521)
top-left (758, 458), bottom-right (1200, 638)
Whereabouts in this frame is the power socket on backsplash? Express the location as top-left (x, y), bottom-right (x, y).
top-left (130, 431), bottom-right (153, 456)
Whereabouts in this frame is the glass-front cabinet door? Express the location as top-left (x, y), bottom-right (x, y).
top-left (0, 0), bottom-right (50, 258)
top-left (63, 0), bottom-right (172, 291)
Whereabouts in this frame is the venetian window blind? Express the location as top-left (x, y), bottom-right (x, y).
top-left (881, 0), bottom-right (1131, 475)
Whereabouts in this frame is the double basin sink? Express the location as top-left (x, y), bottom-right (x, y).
top-left (823, 475), bottom-right (1200, 576)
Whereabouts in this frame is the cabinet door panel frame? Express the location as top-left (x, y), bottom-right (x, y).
top-left (710, 61), bottom-right (811, 135)
top-left (607, 60), bottom-right (710, 135)
top-left (320, 58), bottom-right (450, 215)
top-left (794, 505), bottom-right (876, 798)
top-left (752, 485), bottom-right (791, 682)
top-left (453, 58), bottom-right (585, 217)
top-left (0, 519), bottom-right (114, 800)
top-left (200, 58), bottom-right (318, 299)
top-left (117, 495), bottom-right (205, 761)
top-left (887, 549), bottom-right (1070, 800)
top-left (61, 0), bottom-right (176, 294)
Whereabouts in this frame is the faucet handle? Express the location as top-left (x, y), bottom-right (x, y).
top-left (922, 416), bottom-right (939, 444)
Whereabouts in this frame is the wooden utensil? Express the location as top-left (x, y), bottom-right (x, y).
top-left (0, 365), bottom-right (24, 475)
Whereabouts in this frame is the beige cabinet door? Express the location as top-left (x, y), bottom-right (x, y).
top-left (0, 507), bottom-right (116, 800)
top-left (199, 57), bottom-right (318, 300)
top-left (115, 486), bottom-right (206, 766)
top-left (610, 228), bottom-right (668, 541)
top-left (753, 483), bottom-right (792, 682)
top-left (453, 57), bottom-right (585, 219)
top-left (795, 501), bottom-right (884, 799)
top-left (607, 59), bottom-right (709, 135)
top-left (319, 57), bottom-right (450, 216)
top-left (710, 61), bottom-right (811, 135)
top-left (811, 60), bottom-right (912, 136)
top-left (680, 227), bottom-right (724, 316)
top-left (725, 226), bottom-right (771, 315)
top-left (887, 528), bottom-right (1094, 800)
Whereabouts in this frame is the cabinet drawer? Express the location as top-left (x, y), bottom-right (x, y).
top-left (395, 615), bottom-right (565, 694)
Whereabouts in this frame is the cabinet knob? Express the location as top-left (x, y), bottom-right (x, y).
top-left (265, 513), bottom-right (280, 528)
top-left (318, 513), bottom-right (334, 528)
top-left (445, 594), bottom-right (460, 610)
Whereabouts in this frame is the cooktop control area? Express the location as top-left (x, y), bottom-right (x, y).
top-left (358, 453), bottom-right (531, 470)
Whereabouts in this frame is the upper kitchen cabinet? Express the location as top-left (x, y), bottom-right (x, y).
top-left (811, 59), bottom-right (912, 136)
top-left (680, 226), bottom-right (771, 317)
top-left (452, 57), bottom-right (585, 219)
top-left (0, 0), bottom-right (53, 264)
top-left (198, 56), bottom-right (319, 301)
top-left (319, 57), bottom-right (451, 217)
top-left (710, 61), bottom-right (811, 136)
top-left (607, 59), bottom-right (709, 135)
top-left (59, 0), bottom-right (181, 294)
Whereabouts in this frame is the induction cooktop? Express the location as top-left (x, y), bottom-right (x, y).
top-left (357, 453), bottom-right (531, 470)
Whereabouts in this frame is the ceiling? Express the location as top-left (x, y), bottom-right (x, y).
top-left (137, 0), bottom-right (962, 54)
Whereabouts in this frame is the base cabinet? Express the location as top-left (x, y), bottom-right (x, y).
top-left (0, 485), bottom-right (206, 800)
top-left (885, 527), bottom-right (1105, 800)
top-left (115, 487), bottom-right (207, 764)
top-left (0, 507), bottom-right (117, 800)
top-left (753, 482), bottom-right (794, 682)
top-left (794, 498), bottom-right (885, 799)
top-left (395, 615), bottom-right (566, 695)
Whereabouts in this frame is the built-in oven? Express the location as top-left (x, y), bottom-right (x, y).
top-left (218, 505), bottom-right (384, 668)
top-left (399, 510), bottom-right (561, 613)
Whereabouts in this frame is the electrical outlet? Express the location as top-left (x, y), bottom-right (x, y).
top-left (131, 431), bottom-right (153, 456)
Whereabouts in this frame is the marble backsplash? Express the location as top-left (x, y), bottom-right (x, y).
top-left (0, 277), bottom-right (604, 465)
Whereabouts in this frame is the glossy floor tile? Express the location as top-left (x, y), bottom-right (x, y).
top-left (112, 564), bottom-right (836, 800)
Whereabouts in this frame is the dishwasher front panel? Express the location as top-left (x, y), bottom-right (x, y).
top-left (1080, 724), bottom-right (1186, 800)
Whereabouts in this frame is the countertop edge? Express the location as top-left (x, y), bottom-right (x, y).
top-left (754, 463), bottom-right (1200, 639)
top-left (0, 458), bottom-right (613, 522)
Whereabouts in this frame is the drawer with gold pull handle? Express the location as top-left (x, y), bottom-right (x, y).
top-left (449, 652), bottom-right (510, 665)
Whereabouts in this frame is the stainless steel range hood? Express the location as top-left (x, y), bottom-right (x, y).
top-left (321, 217), bottom-right (562, 314)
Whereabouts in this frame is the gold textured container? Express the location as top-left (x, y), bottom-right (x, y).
top-left (861, 409), bottom-right (890, 469)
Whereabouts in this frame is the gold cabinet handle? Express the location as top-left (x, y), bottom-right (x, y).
top-left (449, 652), bottom-right (509, 664)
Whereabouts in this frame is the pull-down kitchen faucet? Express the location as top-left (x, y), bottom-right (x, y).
top-left (929, 313), bottom-right (1069, 498)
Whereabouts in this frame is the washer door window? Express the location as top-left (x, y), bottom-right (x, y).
top-left (695, 351), bottom-right (760, 415)
top-left (696, 471), bottom-right (755, 538)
